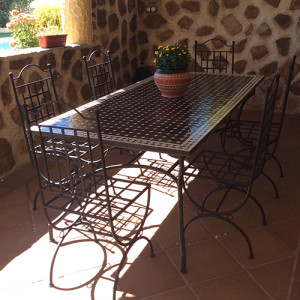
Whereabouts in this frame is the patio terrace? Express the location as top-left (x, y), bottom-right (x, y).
top-left (0, 111), bottom-right (299, 300)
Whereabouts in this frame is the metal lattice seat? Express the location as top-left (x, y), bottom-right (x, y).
top-left (183, 74), bottom-right (280, 260)
top-left (24, 103), bottom-right (154, 300)
top-left (220, 55), bottom-right (297, 180)
top-left (194, 38), bottom-right (235, 74)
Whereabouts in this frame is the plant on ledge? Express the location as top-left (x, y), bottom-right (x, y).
top-left (6, 10), bottom-right (39, 49)
top-left (38, 25), bottom-right (62, 36)
top-left (153, 44), bottom-right (191, 71)
top-left (37, 25), bottom-right (67, 48)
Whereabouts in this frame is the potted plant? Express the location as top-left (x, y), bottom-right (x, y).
top-left (153, 44), bottom-right (192, 98)
top-left (38, 26), bottom-right (67, 48)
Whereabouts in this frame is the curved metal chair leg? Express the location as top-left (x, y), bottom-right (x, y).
top-left (261, 171), bottom-right (279, 199)
top-left (33, 190), bottom-right (40, 210)
top-left (112, 236), bottom-right (155, 300)
top-left (270, 155), bottom-right (284, 178)
top-left (50, 224), bottom-right (110, 291)
top-left (185, 214), bottom-right (254, 259)
top-left (49, 228), bottom-right (71, 288)
top-left (249, 194), bottom-right (267, 225)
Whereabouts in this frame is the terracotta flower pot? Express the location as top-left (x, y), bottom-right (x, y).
top-left (153, 68), bottom-right (191, 99)
top-left (38, 34), bottom-right (68, 48)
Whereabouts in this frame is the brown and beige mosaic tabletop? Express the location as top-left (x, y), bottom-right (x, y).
top-left (38, 73), bottom-right (263, 156)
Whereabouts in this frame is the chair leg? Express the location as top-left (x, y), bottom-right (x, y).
top-left (261, 171), bottom-right (279, 199)
top-left (112, 236), bottom-right (155, 300)
top-left (185, 214), bottom-right (254, 259)
top-left (270, 155), bottom-right (284, 178)
top-left (33, 190), bottom-right (40, 210)
top-left (249, 194), bottom-right (267, 225)
top-left (49, 228), bottom-right (72, 288)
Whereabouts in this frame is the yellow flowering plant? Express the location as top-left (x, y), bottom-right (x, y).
top-left (6, 10), bottom-right (40, 49)
top-left (38, 25), bottom-right (62, 36)
top-left (153, 44), bottom-right (191, 70)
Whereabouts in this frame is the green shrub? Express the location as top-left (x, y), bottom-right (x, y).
top-left (33, 3), bottom-right (61, 29)
top-left (0, 0), bottom-right (33, 27)
top-left (0, 0), bottom-right (15, 27)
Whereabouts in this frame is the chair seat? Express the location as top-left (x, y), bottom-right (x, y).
top-left (225, 119), bottom-right (279, 144)
top-left (43, 175), bottom-right (150, 238)
top-left (186, 150), bottom-right (253, 187)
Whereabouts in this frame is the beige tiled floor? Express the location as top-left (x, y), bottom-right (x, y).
top-left (0, 112), bottom-right (300, 299)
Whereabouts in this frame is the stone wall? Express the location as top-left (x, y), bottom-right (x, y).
top-left (136, 0), bottom-right (300, 112)
top-left (0, 0), bottom-right (138, 179)
top-left (0, 44), bottom-right (98, 178)
top-left (1, 0), bottom-right (300, 179)
top-left (90, 0), bottom-right (140, 87)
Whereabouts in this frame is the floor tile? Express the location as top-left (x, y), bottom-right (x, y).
top-left (0, 185), bottom-right (12, 198)
top-left (249, 258), bottom-right (294, 299)
top-left (155, 205), bottom-right (212, 250)
top-left (290, 279), bottom-right (300, 300)
top-left (192, 271), bottom-right (270, 300)
top-left (115, 251), bottom-right (185, 299)
top-left (0, 183), bottom-right (34, 207)
top-left (167, 239), bottom-right (242, 284)
top-left (267, 217), bottom-right (300, 252)
top-left (145, 287), bottom-right (197, 300)
top-left (242, 186), bottom-right (298, 225)
top-left (0, 202), bottom-right (32, 228)
top-left (219, 226), bottom-right (294, 268)
top-left (295, 252), bottom-right (300, 281)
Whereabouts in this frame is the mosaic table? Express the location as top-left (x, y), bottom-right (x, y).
top-left (40, 73), bottom-right (263, 156)
top-left (34, 72), bottom-right (264, 273)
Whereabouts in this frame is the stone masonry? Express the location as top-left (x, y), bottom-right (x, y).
top-left (136, 0), bottom-right (300, 112)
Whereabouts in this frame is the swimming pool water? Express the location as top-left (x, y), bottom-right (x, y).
top-left (0, 37), bottom-right (13, 50)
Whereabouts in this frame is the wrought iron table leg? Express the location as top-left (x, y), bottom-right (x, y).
top-left (178, 157), bottom-right (187, 273)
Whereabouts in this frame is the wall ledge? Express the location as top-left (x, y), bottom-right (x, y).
top-left (0, 43), bottom-right (85, 58)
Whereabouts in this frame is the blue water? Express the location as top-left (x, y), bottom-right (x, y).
top-left (0, 37), bottom-right (13, 50)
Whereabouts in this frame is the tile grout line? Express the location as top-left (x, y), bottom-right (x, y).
top-left (183, 203), bottom-right (276, 299)
top-left (151, 236), bottom-right (201, 300)
top-left (287, 229), bottom-right (300, 299)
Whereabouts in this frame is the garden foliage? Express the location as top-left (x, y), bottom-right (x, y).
top-left (33, 3), bottom-right (62, 30)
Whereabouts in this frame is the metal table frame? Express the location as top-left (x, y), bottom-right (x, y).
top-left (32, 72), bottom-right (264, 273)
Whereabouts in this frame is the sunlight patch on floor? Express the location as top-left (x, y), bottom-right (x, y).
top-left (0, 152), bottom-right (193, 300)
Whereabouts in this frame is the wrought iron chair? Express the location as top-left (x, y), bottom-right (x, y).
top-left (194, 38), bottom-right (235, 74)
top-left (83, 49), bottom-right (116, 100)
top-left (9, 63), bottom-right (61, 210)
top-left (183, 74), bottom-right (280, 260)
top-left (83, 49), bottom-right (145, 162)
top-left (220, 55), bottom-right (297, 181)
top-left (23, 102), bottom-right (154, 299)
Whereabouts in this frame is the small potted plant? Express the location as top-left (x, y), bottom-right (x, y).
top-left (38, 26), bottom-right (67, 48)
top-left (153, 44), bottom-right (192, 98)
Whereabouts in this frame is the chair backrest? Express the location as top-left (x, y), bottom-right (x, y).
top-left (23, 101), bottom-right (99, 196)
top-left (83, 49), bottom-right (116, 100)
top-left (23, 102), bottom-right (149, 243)
top-left (252, 74), bottom-right (281, 180)
top-left (194, 39), bottom-right (235, 74)
top-left (9, 64), bottom-right (60, 126)
top-left (276, 55), bottom-right (297, 138)
top-left (9, 64), bottom-right (60, 166)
